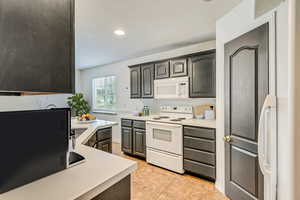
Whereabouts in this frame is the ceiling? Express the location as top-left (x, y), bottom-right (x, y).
top-left (75, 0), bottom-right (241, 69)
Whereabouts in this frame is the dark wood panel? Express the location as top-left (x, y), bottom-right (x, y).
top-left (225, 23), bottom-right (268, 200)
top-left (184, 159), bottom-right (215, 180)
top-left (184, 147), bottom-right (215, 166)
top-left (141, 64), bottom-right (154, 98)
top-left (121, 119), bottom-right (132, 127)
top-left (231, 146), bottom-right (258, 196)
top-left (183, 126), bottom-right (215, 140)
top-left (96, 139), bottom-right (112, 153)
top-left (133, 128), bottom-right (146, 158)
top-left (86, 134), bottom-right (97, 147)
top-left (170, 58), bottom-right (188, 77)
top-left (129, 66), bottom-right (141, 98)
top-left (121, 127), bottom-right (133, 154)
top-left (0, 0), bottom-right (74, 93)
top-left (92, 175), bottom-right (131, 200)
top-left (97, 128), bottom-right (112, 141)
top-left (184, 136), bottom-right (215, 153)
top-left (230, 48), bottom-right (257, 141)
top-left (155, 61), bottom-right (170, 79)
top-left (133, 120), bottom-right (146, 130)
top-left (188, 53), bottom-right (216, 98)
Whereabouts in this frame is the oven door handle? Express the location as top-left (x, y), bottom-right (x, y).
top-left (146, 121), bottom-right (182, 128)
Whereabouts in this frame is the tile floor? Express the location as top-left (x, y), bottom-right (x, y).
top-left (112, 142), bottom-right (229, 200)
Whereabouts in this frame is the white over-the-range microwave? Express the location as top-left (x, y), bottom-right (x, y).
top-left (154, 77), bottom-right (189, 99)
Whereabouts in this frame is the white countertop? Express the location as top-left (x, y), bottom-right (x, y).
top-left (0, 120), bottom-right (137, 200)
top-left (120, 114), bottom-right (216, 129)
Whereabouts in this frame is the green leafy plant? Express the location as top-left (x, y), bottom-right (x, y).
top-left (67, 93), bottom-right (91, 116)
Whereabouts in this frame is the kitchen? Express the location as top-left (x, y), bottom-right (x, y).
top-left (0, 0), bottom-right (299, 200)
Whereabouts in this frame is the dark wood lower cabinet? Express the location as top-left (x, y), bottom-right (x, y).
top-left (121, 119), bottom-right (146, 158)
top-left (92, 175), bottom-right (131, 200)
top-left (121, 127), bottom-right (133, 154)
top-left (133, 128), bottom-right (146, 158)
top-left (183, 126), bottom-right (216, 181)
top-left (85, 128), bottom-right (112, 154)
top-left (96, 139), bottom-right (112, 153)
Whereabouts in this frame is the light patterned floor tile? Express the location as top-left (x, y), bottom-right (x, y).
top-left (112, 142), bottom-right (228, 200)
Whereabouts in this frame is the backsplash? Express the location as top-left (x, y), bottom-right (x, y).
top-left (0, 94), bottom-right (71, 112)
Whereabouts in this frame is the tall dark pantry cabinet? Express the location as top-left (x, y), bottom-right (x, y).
top-left (224, 24), bottom-right (269, 200)
top-left (0, 0), bottom-right (75, 93)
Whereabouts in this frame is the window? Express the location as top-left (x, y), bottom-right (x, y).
top-left (92, 76), bottom-right (117, 112)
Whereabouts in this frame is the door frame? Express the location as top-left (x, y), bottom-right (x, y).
top-left (222, 12), bottom-right (278, 198)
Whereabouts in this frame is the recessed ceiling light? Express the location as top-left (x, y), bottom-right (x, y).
top-left (114, 29), bottom-right (125, 36)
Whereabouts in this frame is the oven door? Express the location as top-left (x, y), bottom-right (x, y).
top-left (146, 121), bottom-right (183, 155)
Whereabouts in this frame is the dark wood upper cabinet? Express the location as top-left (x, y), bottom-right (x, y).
top-left (188, 52), bottom-right (216, 98)
top-left (155, 61), bottom-right (170, 79)
top-left (0, 0), bottom-right (75, 93)
top-left (141, 64), bottom-right (154, 98)
top-left (129, 66), bottom-right (141, 98)
top-left (170, 58), bottom-right (188, 77)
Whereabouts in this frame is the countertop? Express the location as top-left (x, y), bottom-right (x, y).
top-left (0, 120), bottom-right (137, 200)
top-left (120, 114), bottom-right (216, 129)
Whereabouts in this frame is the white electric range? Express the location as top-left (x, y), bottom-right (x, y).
top-left (146, 106), bottom-right (193, 174)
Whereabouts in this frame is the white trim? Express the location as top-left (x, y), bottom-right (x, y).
top-left (92, 76), bottom-right (117, 112)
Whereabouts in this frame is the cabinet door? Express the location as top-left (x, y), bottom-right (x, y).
top-left (155, 61), bottom-right (170, 79)
top-left (121, 127), bottom-right (133, 154)
top-left (0, 0), bottom-right (75, 93)
top-left (141, 64), bottom-right (154, 98)
top-left (97, 139), bottom-right (112, 153)
top-left (189, 53), bottom-right (216, 98)
top-left (129, 66), bottom-right (141, 98)
top-left (133, 129), bottom-right (146, 158)
top-left (170, 58), bottom-right (188, 77)
top-left (85, 133), bottom-right (97, 147)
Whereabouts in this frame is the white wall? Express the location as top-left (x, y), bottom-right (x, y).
top-left (216, 0), bottom-right (290, 199)
top-left (79, 41), bottom-right (216, 143)
top-left (289, 0), bottom-right (300, 199)
top-left (255, 0), bottom-right (284, 17)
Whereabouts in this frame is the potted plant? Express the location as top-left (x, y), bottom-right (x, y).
top-left (67, 93), bottom-right (91, 117)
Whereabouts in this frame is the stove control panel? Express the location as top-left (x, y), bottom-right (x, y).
top-left (160, 106), bottom-right (193, 114)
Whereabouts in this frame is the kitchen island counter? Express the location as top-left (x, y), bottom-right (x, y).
top-left (0, 120), bottom-right (137, 200)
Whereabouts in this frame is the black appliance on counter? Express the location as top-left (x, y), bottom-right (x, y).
top-left (0, 108), bottom-right (71, 194)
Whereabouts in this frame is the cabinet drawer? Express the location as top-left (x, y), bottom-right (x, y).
top-left (184, 126), bottom-right (215, 140)
top-left (121, 119), bottom-right (132, 127)
top-left (97, 128), bottom-right (112, 141)
top-left (133, 120), bottom-right (146, 129)
top-left (184, 136), bottom-right (215, 153)
top-left (184, 159), bottom-right (215, 180)
top-left (184, 148), bottom-right (215, 166)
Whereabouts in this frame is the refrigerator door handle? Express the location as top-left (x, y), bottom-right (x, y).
top-left (258, 94), bottom-right (277, 200)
